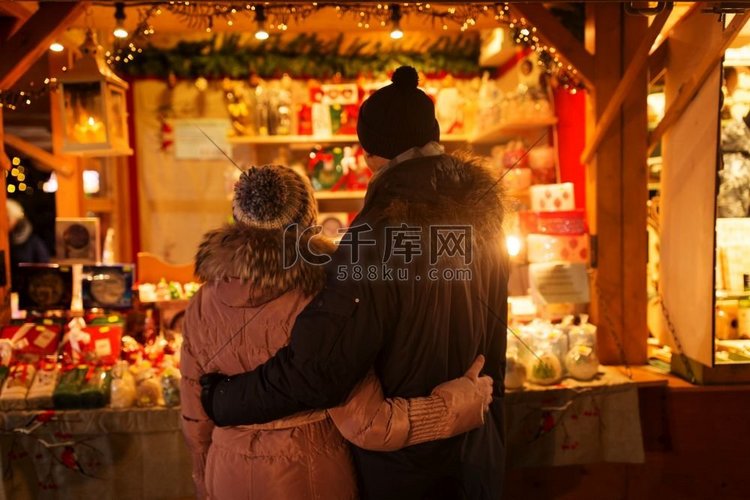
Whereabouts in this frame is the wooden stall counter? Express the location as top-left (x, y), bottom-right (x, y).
top-left (0, 368), bottom-right (645, 499)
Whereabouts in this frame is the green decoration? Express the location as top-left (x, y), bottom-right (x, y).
top-left (115, 33), bottom-right (481, 80)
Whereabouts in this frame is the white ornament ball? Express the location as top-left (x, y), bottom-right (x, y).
top-left (565, 345), bottom-right (599, 381)
top-left (528, 353), bottom-right (563, 385)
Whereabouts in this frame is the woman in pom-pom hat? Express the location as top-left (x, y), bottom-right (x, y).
top-left (180, 163), bottom-right (493, 499)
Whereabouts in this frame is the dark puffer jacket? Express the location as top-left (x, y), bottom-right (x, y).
top-left (205, 151), bottom-right (509, 499)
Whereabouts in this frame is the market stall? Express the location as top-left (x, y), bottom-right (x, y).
top-left (6, 1), bottom-right (748, 499)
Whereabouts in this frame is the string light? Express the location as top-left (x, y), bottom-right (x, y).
top-left (389, 4), bottom-right (404, 40)
top-left (113, 2), bottom-right (129, 39)
top-left (254, 5), bottom-right (269, 40)
top-left (3, 2), bottom-right (584, 111)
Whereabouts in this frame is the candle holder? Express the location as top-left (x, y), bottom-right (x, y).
top-left (58, 30), bottom-right (131, 156)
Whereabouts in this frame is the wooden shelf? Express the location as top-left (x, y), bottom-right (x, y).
top-left (228, 133), bottom-right (469, 146)
top-left (83, 197), bottom-right (115, 213)
top-left (314, 189), bottom-right (366, 200)
top-left (469, 118), bottom-right (557, 145)
top-left (314, 189), bottom-right (366, 213)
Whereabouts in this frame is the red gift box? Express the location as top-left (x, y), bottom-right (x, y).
top-left (1, 323), bottom-right (61, 363)
top-left (62, 325), bottom-right (123, 366)
top-left (527, 234), bottom-right (590, 264)
top-left (519, 209), bottom-right (588, 236)
top-left (530, 183), bottom-right (576, 212)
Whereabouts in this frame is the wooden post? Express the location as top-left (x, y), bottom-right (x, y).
top-left (586, 4), bottom-right (649, 365)
top-left (621, 10), bottom-right (649, 366)
top-left (0, 109), bottom-right (11, 323)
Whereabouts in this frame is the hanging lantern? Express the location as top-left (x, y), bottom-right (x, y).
top-left (58, 29), bottom-right (131, 156)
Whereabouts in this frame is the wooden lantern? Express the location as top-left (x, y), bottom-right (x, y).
top-left (58, 29), bottom-right (131, 156)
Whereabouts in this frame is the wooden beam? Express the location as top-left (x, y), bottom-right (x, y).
top-left (649, 3), bottom-right (703, 86)
top-left (511, 3), bottom-right (595, 87)
top-left (0, 1), bottom-right (34, 20)
top-left (648, 11), bottom-right (750, 154)
top-left (580, 4), bottom-right (672, 165)
top-left (649, 40), bottom-right (669, 85)
top-left (0, 1), bottom-right (34, 40)
top-left (0, 2), bottom-right (85, 90)
top-left (3, 134), bottom-right (74, 177)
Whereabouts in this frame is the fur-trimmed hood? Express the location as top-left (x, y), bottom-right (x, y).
top-left (365, 151), bottom-right (505, 241)
top-left (195, 223), bottom-right (335, 305)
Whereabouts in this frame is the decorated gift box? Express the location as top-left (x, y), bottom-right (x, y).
top-left (519, 209), bottom-right (587, 236)
top-left (529, 182), bottom-right (576, 212)
top-left (61, 320), bottom-right (123, 366)
top-left (1, 323), bottom-right (62, 363)
top-left (527, 234), bottom-right (590, 264)
top-left (0, 363), bottom-right (36, 411)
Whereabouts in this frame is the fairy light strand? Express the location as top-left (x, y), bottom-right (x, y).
top-left (1, 2), bottom-right (585, 111)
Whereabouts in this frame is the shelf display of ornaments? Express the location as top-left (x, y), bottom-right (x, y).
top-left (506, 316), bottom-right (600, 390)
top-left (0, 262), bottom-right (193, 413)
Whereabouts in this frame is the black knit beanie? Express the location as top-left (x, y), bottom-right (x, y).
top-left (357, 66), bottom-right (440, 159)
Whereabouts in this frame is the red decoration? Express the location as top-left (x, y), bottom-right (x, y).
top-left (554, 88), bottom-right (587, 212)
top-left (159, 115), bottom-right (174, 151)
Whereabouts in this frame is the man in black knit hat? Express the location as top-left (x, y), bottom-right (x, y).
top-left (201, 66), bottom-right (509, 499)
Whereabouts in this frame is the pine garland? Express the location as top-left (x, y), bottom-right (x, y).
top-left (115, 33), bottom-right (481, 80)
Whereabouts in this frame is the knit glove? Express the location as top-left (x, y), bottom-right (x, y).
top-left (431, 355), bottom-right (493, 435)
top-left (408, 355), bottom-right (493, 443)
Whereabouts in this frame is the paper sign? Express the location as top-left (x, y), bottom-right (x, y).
top-left (33, 327), bottom-right (56, 349)
top-left (173, 119), bottom-right (231, 160)
top-left (529, 262), bottom-right (590, 304)
top-left (95, 338), bottom-right (112, 357)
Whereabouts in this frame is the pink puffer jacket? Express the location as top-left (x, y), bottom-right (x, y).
top-left (180, 224), bottom-right (487, 499)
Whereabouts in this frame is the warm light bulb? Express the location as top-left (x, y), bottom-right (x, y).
top-left (390, 25), bottom-right (404, 39)
top-left (114, 25), bottom-right (129, 39)
top-left (49, 42), bottom-right (64, 52)
top-left (254, 6), bottom-right (269, 41)
top-left (88, 116), bottom-right (96, 126)
top-left (113, 2), bottom-right (128, 39)
top-left (506, 235), bottom-right (522, 258)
